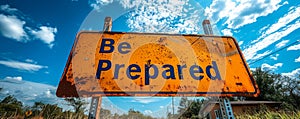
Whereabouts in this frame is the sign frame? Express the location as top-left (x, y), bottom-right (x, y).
top-left (56, 31), bottom-right (259, 97)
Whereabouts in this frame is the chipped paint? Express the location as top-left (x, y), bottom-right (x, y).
top-left (56, 32), bottom-right (259, 97)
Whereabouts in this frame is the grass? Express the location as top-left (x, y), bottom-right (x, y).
top-left (0, 111), bottom-right (88, 119)
top-left (236, 110), bottom-right (300, 119)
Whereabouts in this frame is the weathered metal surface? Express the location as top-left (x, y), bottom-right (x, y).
top-left (56, 32), bottom-right (259, 97)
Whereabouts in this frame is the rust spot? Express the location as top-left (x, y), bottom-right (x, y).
top-left (57, 32), bottom-right (259, 97)
top-left (236, 82), bottom-right (243, 86)
top-left (158, 37), bottom-right (166, 43)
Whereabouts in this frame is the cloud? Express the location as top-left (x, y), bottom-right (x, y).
top-left (25, 59), bottom-right (37, 64)
top-left (0, 79), bottom-right (73, 110)
top-left (295, 56), bottom-right (300, 62)
top-left (0, 5), bottom-right (57, 48)
top-left (30, 26), bottom-right (57, 48)
top-left (221, 29), bottom-right (233, 36)
top-left (4, 76), bottom-right (22, 81)
top-left (119, 0), bottom-right (203, 34)
top-left (270, 54), bottom-right (279, 60)
top-left (282, 68), bottom-right (300, 78)
top-left (90, 0), bottom-right (114, 10)
top-left (243, 6), bottom-right (300, 61)
top-left (144, 110), bottom-right (153, 115)
top-left (131, 97), bottom-right (168, 104)
top-left (88, 0), bottom-right (207, 34)
top-left (251, 50), bottom-right (271, 60)
top-left (261, 63), bottom-right (283, 71)
top-left (238, 41), bottom-right (244, 46)
top-left (0, 14), bottom-right (27, 41)
top-left (287, 43), bottom-right (300, 50)
top-left (275, 40), bottom-right (289, 48)
top-left (0, 4), bottom-right (17, 13)
top-left (0, 60), bottom-right (47, 72)
top-left (250, 67), bottom-right (256, 71)
top-left (263, 5), bottom-right (300, 36)
top-left (205, 0), bottom-right (287, 29)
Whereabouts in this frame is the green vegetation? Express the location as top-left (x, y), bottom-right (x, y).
top-left (247, 68), bottom-right (300, 111)
top-left (0, 96), bottom-right (88, 119)
top-left (0, 95), bottom-right (157, 119)
top-left (236, 110), bottom-right (300, 119)
top-left (100, 108), bottom-right (157, 119)
top-left (173, 97), bottom-right (203, 119)
top-left (0, 68), bottom-right (299, 118)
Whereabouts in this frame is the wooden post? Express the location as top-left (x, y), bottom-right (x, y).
top-left (88, 16), bottom-right (112, 119)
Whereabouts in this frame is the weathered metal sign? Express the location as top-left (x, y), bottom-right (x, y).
top-left (56, 32), bottom-right (259, 97)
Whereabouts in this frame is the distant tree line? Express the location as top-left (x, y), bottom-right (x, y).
top-left (0, 96), bottom-right (88, 118)
top-left (0, 68), bottom-right (299, 118)
top-left (0, 95), bottom-right (158, 119)
top-left (100, 108), bottom-right (158, 119)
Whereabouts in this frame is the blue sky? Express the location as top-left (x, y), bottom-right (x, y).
top-left (0, 0), bottom-right (300, 117)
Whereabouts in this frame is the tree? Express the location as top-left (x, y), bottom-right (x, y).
top-left (279, 75), bottom-right (300, 111)
top-left (41, 104), bottom-right (63, 118)
top-left (100, 108), bottom-right (112, 119)
top-left (247, 68), bottom-right (283, 101)
top-left (127, 108), bottom-right (144, 119)
top-left (0, 95), bottom-right (23, 117)
top-left (248, 68), bottom-right (300, 110)
top-left (64, 97), bottom-right (88, 114)
top-left (30, 101), bottom-right (45, 116)
top-left (177, 97), bottom-right (204, 119)
top-left (1, 95), bottom-right (23, 106)
top-left (177, 97), bottom-right (190, 115)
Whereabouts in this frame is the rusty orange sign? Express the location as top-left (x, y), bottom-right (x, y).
top-left (56, 32), bottom-right (259, 97)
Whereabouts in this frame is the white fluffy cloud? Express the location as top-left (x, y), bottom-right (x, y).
top-left (25, 59), bottom-right (37, 64)
top-left (282, 68), bottom-right (300, 78)
top-left (261, 63), bottom-right (283, 71)
top-left (88, 0), bottom-right (213, 34)
top-left (90, 0), bottom-right (114, 10)
top-left (275, 40), bottom-right (289, 48)
top-left (238, 41), bottom-right (244, 46)
top-left (30, 26), bottom-right (57, 48)
top-left (0, 5), bottom-right (57, 48)
top-left (0, 14), bottom-right (27, 41)
top-left (205, 0), bottom-right (287, 29)
top-left (0, 60), bottom-right (47, 72)
top-left (132, 97), bottom-right (168, 104)
top-left (119, 0), bottom-right (203, 34)
top-left (263, 6), bottom-right (300, 36)
top-left (295, 56), bottom-right (300, 62)
top-left (243, 5), bottom-right (300, 61)
top-left (270, 54), bottom-right (279, 60)
top-left (221, 29), bottom-right (233, 36)
top-left (287, 43), bottom-right (300, 50)
top-left (251, 50), bottom-right (271, 60)
top-left (4, 76), bottom-right (22, 81)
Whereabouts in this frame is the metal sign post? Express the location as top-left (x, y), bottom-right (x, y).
top-left (202, 19), bottom-right (235, 119)
top-left (219, 98), bottom-right (234, 119)
top-left (88, 17), bottom-right (112, 119)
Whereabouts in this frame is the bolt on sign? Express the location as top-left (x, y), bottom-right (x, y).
top-left (56, 32), bottom-right (259, 97)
